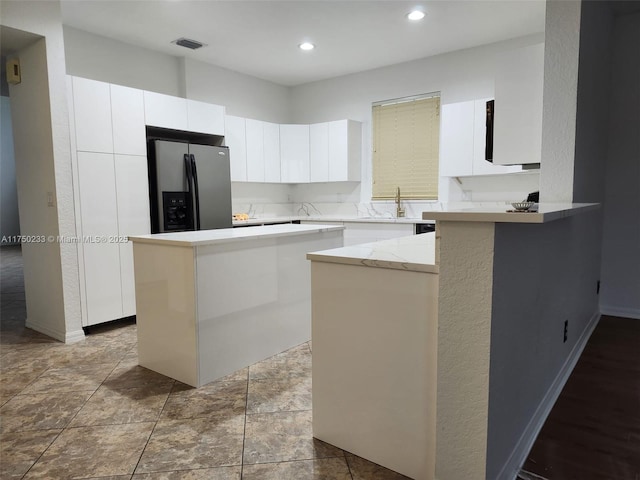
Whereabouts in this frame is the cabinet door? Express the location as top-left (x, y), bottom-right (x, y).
top-left (77, 152), bottom-right (122, 325)
top-left (72, 77), bottom-right (113, 153)
top-left (471, 99), bottom-right (522, 175)
top-left (329, 119), bottom-right (361, 181)
top-left (111, 84), bottom-right (146, 156)
top-left (114, 154), bottom-right (150, 317)
top-left (343, 222), bottom-right (414, 246)
top-left (280, 124), bottom-right (310, 183)
top-left (144, 91), bottom-right (188, 131)
top-left (263, 122), bottom-right (281, 183)
top-left (225, 115), bottom-right (247, 181)
top-left (439, 101), bottom-right (474, 177)
top-left (309, 122), bottom-right (329, 182)
top-left (493, 43), bottom-right (544, 165)
top-left (187, 99), bottom-right (225, 135)
top-left (246, 118), bottom-right (265, 182)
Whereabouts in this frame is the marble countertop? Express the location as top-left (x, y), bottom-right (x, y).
top-left (422, 203), bottom-right (599, 223)
top-left (307, 232), bottom-right (437, 274)
top-left (129, 224), bottom-right (344, 247)
top-left (232, 216), bottom-right (434, 227)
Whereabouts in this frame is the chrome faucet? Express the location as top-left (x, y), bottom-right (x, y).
top-left (395, 187), bottom-right (405, 218)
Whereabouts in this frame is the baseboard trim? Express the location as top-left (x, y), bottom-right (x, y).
top-left (600, 305), bottom-right (640, 320)
top-left (496, 310), bottom-right (601, 480)
top-left (25, 319), bottom-right (85, 344)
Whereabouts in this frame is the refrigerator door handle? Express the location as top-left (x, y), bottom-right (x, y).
top-left (190, 154), bottom-right (201, 230)
top-left (184, 154), bottom-right (195, 230)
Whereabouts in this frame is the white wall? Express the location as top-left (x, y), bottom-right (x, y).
top-left (184, 58), bottom-right (290, 123)
top-left (289, 33), bottom-right (544, 206)
top-left (600, 11), bottom-right (640, 319)
top-left (1, 96), bottom-right (20, 241)
top-left (1, 0), bottom-right (83, 342)
top-left (539, 1), bottom-right (582, 202)
top-left (63, 26), bottom-right (184, 97)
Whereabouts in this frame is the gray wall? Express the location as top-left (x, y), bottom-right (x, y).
top-left (600, 11), bottom-right (640, 318)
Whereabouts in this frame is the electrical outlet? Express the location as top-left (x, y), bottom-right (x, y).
top-left (563, 320), bottom-right (568, 343)
top-left (597, 280), bottom-right (601, 294)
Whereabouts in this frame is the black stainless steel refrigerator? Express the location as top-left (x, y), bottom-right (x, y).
top-left (148, 140), bottom-right (232, 233)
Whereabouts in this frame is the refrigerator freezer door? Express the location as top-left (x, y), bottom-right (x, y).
top-left (153, 140), bottom-right (191, 232)
top-left (189, 144), bottom-right (233, 229)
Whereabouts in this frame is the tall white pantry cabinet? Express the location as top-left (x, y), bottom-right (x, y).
top-left (67, 76), bottom-right (150, 326)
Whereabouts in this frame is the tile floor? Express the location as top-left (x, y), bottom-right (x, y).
top-left (1, 246), bottom-right (409, 479)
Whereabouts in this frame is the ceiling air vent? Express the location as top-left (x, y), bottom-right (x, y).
top-left (172, 38), bottom-right (206, 50)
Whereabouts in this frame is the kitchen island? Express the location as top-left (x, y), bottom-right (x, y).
top-left (129, 223), bottom-right (343, 387)
top-left (307, 233), bottom-right (438, 480)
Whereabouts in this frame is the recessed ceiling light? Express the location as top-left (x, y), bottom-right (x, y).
top-left (407, 10), bottom-right (426, 21)
top-left (299, 42), bottom-right (315, 51)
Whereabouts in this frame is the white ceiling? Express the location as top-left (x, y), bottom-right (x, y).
top-left (60, 0), bottom-right (547, 87)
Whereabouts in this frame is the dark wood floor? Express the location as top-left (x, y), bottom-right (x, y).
top-left (521, 315), bottom-right (640, 480)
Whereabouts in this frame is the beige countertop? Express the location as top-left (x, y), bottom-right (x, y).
top-left (307, 232), bottom-right (437, 274)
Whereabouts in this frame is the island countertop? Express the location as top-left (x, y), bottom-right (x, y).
top-left (307, 232), bottom-right (437, 273)
top-left (422, 202), bottom-right (599, 223)
top-left (129, 223), bottom-right (345, 247)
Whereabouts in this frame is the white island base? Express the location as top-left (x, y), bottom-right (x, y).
top-left (308, 234), bottom-right (438, 480)
top-left (131, 224), bottom-right (343, 387)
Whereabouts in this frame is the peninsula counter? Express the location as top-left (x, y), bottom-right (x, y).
top-left (307, 232), bottom-right (438, 480)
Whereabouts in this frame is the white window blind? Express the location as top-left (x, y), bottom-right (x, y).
top-left (372, 95), bottom-right (440, 200)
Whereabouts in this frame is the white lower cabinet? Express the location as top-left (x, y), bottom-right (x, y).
top-left (76, 152), bottom-right (123, 326)
top-left (300, 221), bottom-right (414, 247)
top-left (342, 222), bottom-right (414, 246)
top-left (76, 152), bottom-right (150, 325)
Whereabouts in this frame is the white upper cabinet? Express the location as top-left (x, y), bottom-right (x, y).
top-left (493, 42), bottom-right (544, 165)
top-left (310, 122), bottom-right (330, 182)
top-left (246, 118), bottom-right (265, 182)
top-left (144, 91), bottom-right (188, 131)
top-left (440, 100), bottom-right (521, 177)
top-left (439, 101), bottom-right (474, 177)
top-left (72, 77), bottom-right (113, 153)
top-left (187, 99), bottom-right (225, 136)
top-left (111, 84), bottom-right (146, 156)
top-left (280, 124), bottom-right (310, 183)
top-left (471, 99), bottom-right (521, 175)
top-left (225, 115), bottom-right (248, 181)
top-left (263, 122), bottom-right (281, 183)
top-left (329, 119), bottom-right (361, 182)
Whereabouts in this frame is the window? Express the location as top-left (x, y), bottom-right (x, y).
top-left (372, 93), bottom-right (440, 200)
